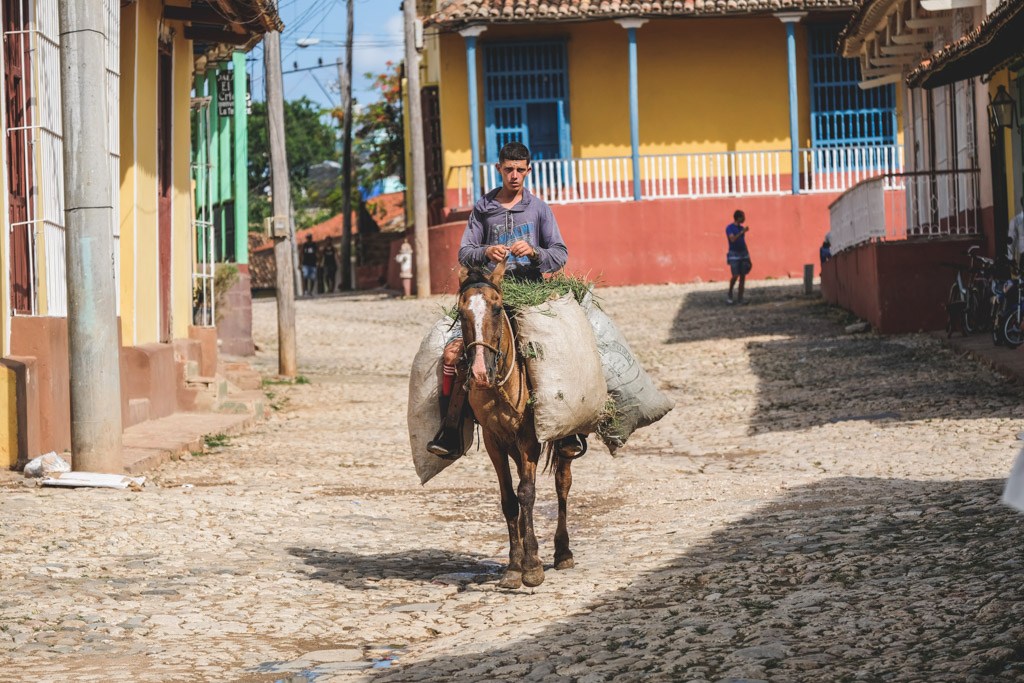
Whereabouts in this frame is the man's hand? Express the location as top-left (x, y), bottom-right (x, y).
top-left (485, 245), bottom-right (509, 263)
top-left (508, 240), bottom-right (536, 258)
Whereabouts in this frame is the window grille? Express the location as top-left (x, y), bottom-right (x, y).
top-left (808, 24), bottom-right (898, 147)
top-left (482, 41), bottom-right (570, 162)
top-left (2, 0), bottom-right (119, 317)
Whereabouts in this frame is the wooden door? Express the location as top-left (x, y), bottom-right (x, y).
top-left (157, 44), bottom-right (172, 341)
top-left (4, 0), bottom-right (32, 314)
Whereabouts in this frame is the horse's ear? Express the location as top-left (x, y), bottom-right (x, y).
top-left (458, 266), bottom-right (470, 286)
top-left (490, 258), bottom-right (507, 286)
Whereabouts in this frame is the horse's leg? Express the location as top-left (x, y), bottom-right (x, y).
top-left (516, 442), bottom-right (545, 588)
top-left (553, 448), bottom-right (575, 570)
top-left (485, 432), bottom-right (524, 590)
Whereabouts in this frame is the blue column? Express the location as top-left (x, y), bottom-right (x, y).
top-left (627, 27), bottom-right (642, 201)
top-left (462, 27), bottom-right (486, 198)
top-left (784, 18), bottom-right (801, 195)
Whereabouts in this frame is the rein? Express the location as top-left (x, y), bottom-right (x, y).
top-left (461, 281), bottom-right (518, 388)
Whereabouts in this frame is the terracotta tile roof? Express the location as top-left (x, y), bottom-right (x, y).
top-left (251, 191), bottom-right (406, 255)
top-left (907, 0), bottom-right (1024, 88)
top-left (426, 0), bottom-right (859, 27)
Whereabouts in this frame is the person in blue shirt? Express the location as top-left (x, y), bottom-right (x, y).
top-left (726, 210), bottom-right (752, 304)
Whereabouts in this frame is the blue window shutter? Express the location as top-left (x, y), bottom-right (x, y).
top-left (483, 41), bottom-right (570, 162)
top-left (808, 24), bottom-right (898, 148)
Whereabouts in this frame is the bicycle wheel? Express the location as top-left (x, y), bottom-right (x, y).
top-left (947, 283), bottom-right (966, 337)
top-left (1004, 310), bottom-right (1024, 349)
top-left (964, 289), bottom-right (980, 335)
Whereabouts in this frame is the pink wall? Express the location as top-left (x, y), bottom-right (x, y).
top-left (423, 193), bottom-right (837, 293)
top-left (821, 238), bottom-right (981, 333)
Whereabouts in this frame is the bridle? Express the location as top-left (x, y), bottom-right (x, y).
top-left (459, 279), bottom-right (517, 388)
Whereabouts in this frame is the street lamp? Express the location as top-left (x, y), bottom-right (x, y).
top-left (296, 38), bottom-right (321, 48)
top-left (989, 85), bottom-right (1018, 131)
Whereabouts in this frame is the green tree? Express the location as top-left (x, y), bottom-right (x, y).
top-left (248, 96), bottom-right (338, 229)
top-left (353, 61), bottom-right (405, 191)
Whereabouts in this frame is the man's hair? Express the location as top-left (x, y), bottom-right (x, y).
top-left (733, 210), bottom-right (745, 222)
top-left (499, 141), bottom-right (531, 165)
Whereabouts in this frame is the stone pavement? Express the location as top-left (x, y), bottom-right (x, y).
top-left (2, 280), bottom-right (1024, 682)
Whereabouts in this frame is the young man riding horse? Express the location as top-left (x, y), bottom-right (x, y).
top-left (427, 141), bottom-right (586, 460)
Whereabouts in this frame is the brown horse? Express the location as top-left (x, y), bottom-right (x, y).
top-left (457, 261), bottom-right (577, 589)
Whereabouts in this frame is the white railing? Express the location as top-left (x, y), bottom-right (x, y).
top-left (828, 176), bottom-right (889, 255)
top-left (446, 145), bottom-right (905, 209)
top-left (828, 168), bottom-right (980, 255)
top-left (802, 145), bottom-right (904, 194)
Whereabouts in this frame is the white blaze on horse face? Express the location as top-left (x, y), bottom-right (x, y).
top-left (468, 293), bottom-right (489, 385)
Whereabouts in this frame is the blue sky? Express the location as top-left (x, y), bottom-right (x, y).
top-left (248, 0), bottom-right (405, 108)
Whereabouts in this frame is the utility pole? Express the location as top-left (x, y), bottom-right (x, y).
top-left (58, 0), bottom-right (123, 472)
top-left (404, 0), bottom-right (431, 297)
top-left (264, 29), bottom-right (298, 377)
top-left (339, 0), bottom-right (355, 290)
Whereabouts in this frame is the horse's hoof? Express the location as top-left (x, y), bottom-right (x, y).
top-left (497, 571), bottom-right (523, 590)
top-left (522, 566), bottom-right (545, 587)
top-left (554, 556), bottom-right (575, 570)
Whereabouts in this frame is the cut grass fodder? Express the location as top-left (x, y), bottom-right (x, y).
top-left (444, 273), bottom-right (601, 317)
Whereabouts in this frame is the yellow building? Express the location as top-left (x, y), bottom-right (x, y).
top-left (411, 0), bottom-right (906, 293)
top-left (0, 0), bottom-right (280, 469)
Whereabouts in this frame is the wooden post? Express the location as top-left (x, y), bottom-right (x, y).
top-left (804, 263), bottom-right (814, 295)
top-left (339, 0), bottom-right (355, 290)
top-left (264, 30), bottom-right (297, 377)
top-left (404, 0), bottom-right (431, 296)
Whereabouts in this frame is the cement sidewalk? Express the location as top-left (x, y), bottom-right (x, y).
top-left (121, 403), bottom-right (265, 475)
top-left (934, 329), bottom-right (1024, 384)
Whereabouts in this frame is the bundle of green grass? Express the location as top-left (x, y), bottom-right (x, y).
top-left (443, 273), bottom-right (598, 319)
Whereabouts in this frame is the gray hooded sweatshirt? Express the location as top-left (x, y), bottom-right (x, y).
top-left (458, 187), bottom-right (568, 281)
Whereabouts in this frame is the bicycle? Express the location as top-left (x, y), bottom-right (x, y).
top-left (993, 264), bottom-right (1024, 349)
top-left (946, 246), bottom-right (995, 337)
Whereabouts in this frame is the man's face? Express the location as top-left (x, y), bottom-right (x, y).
top-left (497, 159), bottom-right (530, 193)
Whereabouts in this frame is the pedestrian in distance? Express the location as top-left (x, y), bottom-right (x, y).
top-left (726, 209), bottom-right (752, 305)
top-left (322, 239), bottom-right (338, 293)
top-left (300, 234), bottom-right (318, 297)
top-left (395, 239), bottom-right (414, 298)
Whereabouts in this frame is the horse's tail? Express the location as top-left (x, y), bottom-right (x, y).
top-left (542, 442), bottom-right (555, 475)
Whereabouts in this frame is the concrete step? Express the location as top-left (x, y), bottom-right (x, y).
top-left (121, 410), bottom-right (263, 475)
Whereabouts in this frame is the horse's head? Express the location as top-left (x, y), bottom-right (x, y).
top-left (458, 260), bottom-right (508, 388)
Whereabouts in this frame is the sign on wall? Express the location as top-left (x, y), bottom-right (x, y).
top-left (216, 70), bottom-right (252, 117)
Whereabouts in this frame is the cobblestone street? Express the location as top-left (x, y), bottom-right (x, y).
top-left (3, 280), bottom-right (1024, 682)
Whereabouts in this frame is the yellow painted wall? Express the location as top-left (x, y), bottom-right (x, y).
top-left (130, 0), bottom-right (161, 345)
top-left (171, 27), bottom-right (193, 339)
top-left (989, 72), bottom-right (1017, 224)
top-left (119, 2), bottom-right (138, 344)
top-left (437, 18), bottom-right (813, 185)
top-left (0, 364), bottom-right (15, 469)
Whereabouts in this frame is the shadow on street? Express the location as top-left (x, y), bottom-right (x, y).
top-left (374, 476), bottom-right (1024, 681)
top-left (288, 547), bottom-right (496, 590)
top-left (669, 284), bottom-right (1024, 435)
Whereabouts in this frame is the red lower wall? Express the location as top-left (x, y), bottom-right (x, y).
top-left (420, 193), bottom-right (838, 294)
top-left (821, 237), bottom-right (982, 334)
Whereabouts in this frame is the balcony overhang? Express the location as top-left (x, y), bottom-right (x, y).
top-left (167, 0), bottom-right (284, 71)
top-left (838, 0), bottom-right (946, 89)
top-left (908, 0), bottom-right (1024, 88)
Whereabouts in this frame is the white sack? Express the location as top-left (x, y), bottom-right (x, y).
top-left (582, 291), bottom-right (674, 453)
top-left (1002, 446), bottom-right (1024, 514)
top-left (517, 294), bottom-right (608, 443)
top-left (408, 317), bottom-right (474, 485)
top-left (23, 452), bottom-right (70, 478)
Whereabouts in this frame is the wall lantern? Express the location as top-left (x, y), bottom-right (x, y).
top-left (989, 85), bottom-right (1018, 130)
